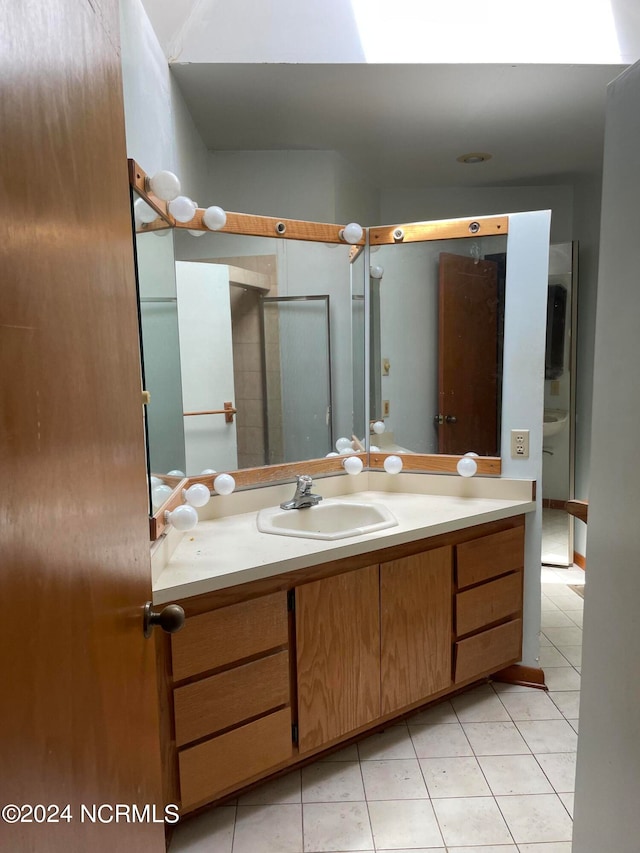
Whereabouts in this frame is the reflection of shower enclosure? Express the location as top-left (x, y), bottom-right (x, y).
top-left (261, 296), bottom-right (333, 464)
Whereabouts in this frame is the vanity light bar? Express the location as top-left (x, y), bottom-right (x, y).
top-left (369, 215), bottom-right (508, 246)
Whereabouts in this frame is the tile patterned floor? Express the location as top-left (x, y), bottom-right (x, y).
top-left (541, 509), bottom-right (571, 567)
top-left (170, 567), bottom-right (583, 853)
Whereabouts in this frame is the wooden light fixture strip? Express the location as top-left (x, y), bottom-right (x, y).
top-left (369, 215), bottom-right (509, 245)
top-left (128, 160), bottom-right (173, 225)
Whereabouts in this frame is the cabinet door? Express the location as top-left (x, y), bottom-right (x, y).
top-left (381, 547), bottom-right (452, 714)
top-left (296, 566), bottom-right (380, 753)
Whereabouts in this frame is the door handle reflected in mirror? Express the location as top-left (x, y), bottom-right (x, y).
top-left (143, 602), bottom-right (185, 638)
top-left (445, 415), bottom-right (458, 424)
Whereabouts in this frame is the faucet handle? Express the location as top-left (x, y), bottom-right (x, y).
top-left (296, 474), bottom-right (313, 494)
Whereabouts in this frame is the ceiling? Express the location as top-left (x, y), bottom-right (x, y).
top-left (171, 63), bottom-right (626, 188)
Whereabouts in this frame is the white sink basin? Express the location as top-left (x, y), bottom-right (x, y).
top-left (257, 499), bottom-right (398, 541)
top-left (543, 409), bottom-right (569, 438)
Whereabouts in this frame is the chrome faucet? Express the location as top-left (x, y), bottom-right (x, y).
top-left (280, 475), bottom-right (323, 510)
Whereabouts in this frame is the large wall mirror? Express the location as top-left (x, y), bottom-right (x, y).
top-left (132, 190), bottom-right (366, 516)
top-left (368, 228), bottom-right (507, 459)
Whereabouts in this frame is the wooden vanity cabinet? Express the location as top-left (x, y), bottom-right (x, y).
top-left (169, 592), bottom-right (293, 811)
top-left (380, 546), bottom-right (452, 714)
top-left (295, 565), bottom-right (380, 752)
top-left (453, 525), bottom-right (525, 683)
top-left (161, 515), bottom-right (526, 814)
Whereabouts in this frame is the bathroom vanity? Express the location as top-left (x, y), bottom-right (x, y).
top-left (152, 479), bottom-right (533, 815)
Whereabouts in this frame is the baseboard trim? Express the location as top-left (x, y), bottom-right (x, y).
top-left (491, 664), bottom-right (547, 690)
top-left (573, 551), bottom-right (586, 570)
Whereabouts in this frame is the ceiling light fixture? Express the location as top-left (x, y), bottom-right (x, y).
top-left (457, 152), bottom-right (493, 165)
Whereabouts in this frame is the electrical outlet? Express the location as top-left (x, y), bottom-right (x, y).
top-left (511, 429), bottom-right (530, 459)
top-left (382, 400), bottom-right (390, 417)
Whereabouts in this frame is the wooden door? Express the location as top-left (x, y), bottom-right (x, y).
top-left (438, 253), bottom-right (499, 455)
top-left (380, 548), bottom-right (452, 714)
top-left (0, 1), bottom-right (165, 850)
top-left (296, 567), bottom-right (380, 753)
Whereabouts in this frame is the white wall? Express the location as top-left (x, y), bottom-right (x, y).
top-left (572, 61), bottom-right (640, 852)
top-left (381, 185), bottom-right (573, 245)
top-left (500, 211), bottom-right (551, 667)
top-left (207, 150), bottom-right (380, 225)
top-left (120, 0), bottom-right (208, 198)
top-left (175, 262), bottom-right (238, 474)
top-left (143, 0), bottom-right (640, 64)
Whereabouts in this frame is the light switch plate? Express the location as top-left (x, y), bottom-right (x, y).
top-left (511, 429), bottom-right (530, 458)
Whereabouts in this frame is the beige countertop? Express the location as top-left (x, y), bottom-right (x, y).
top-left (152, 473), bottom-right (535, 604)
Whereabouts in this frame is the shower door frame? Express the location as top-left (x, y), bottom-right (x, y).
top-left (260, 294), bottom-right (334, 465)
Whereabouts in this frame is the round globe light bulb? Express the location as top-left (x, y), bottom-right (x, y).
top-left (370, 445), bottom-right (380, 453)
top-left (325, 451), bottom-right (339, 457)
top-left (457, 456), bottom-right (478, 478)
top-left (200, 468), bottom-right (217, 475)
top-left (151, 484), bottom-right (173, 508)
top-left (341, 222), bottom-right (363, 244)
top-left (150, 476), bottom-right (163, 489)
top-left (166, 504), bottom-right (198, 532)
top-left (154, 227), bottom-right (171, 238)
top-left (148, 170), bottom-right (181, 202)
top-left (166, 469), bottom-right (185, 478)
top-left (464, 451), bottom-right (479, 457)
top-left (335, 436), bottom-right (352, 452)
top-left (187, 229), bottom-right (206, 237)
top-left (339, 447), bottom-right (353, 455)
top-left (183, 483), bottom-right (211, 508)
top-left (370, 264), bottom-right (384, 279)
top-left (372, 420), bottom-right (386, 435)
top-left (134, 198), bottom-right (158, 224)
top-left (213, 473), bottom-right (236, 496)
top-left (343, 456), bottom-right (363, 476)
top-left (384, 455), bottom-right (403, 475)
top-left (168, 195), bottom-right (197, 223)
top-left (203, 205), bottom-right (227, 231)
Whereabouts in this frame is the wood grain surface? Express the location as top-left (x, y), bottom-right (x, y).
top-left (380, 547), bottom-right (453, 714)
top-left (456, 523), bottom-right (525, 589)
top-left (295, 567), bottom-right (381, 752)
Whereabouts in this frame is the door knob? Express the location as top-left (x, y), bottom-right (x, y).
top-left (445, 415), bottom-right (458, 424)
top-left (143, 602), bottom-right (185, 638)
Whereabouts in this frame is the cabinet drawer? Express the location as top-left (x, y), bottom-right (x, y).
top-left (178, 708), bottom-right (292, 810)
top-left (172, 592), bottom-right (289, 681)
top-left (174, 651), bottom-right (290, 747)
top-left (454, 618), bottom-right (522, 683)
top-left (456, 525), bottom-right (524, 589)
top-left (455, 572), bottom-right (522, 637)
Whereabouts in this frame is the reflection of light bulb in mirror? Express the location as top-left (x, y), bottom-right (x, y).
top-left (148, 170), bottom-right (181, 201)
top-left (339, 447), bottom-right (352, 454)
top-left (213, 473), bottom-right (236, 495)
top-left (203, 206), bottom-right (227, 231)
top-left (134, 198), bottom-right (158, 224)
top-left (154, 228), bottom-right (171, 237)
top-left (187, 229), bottom-right (206, 237)
top-left (167, 469), bottom-right (185, 477)
top-left (150, 476), bottom-right (163, 489)
top-left (457, 456), bottom-right (478, 477)
top-left (464, 451), bottom-right (479, 457)
top-left (370, 265), bottom-right (384, 279)
top-left (151, 484), bottom-right (173, 508)
top-left (372, 421), bottom-right (386, 435)
top-left (343, 456), bottom-right (363, 475)
top-left (340, 222), bottom-right (363, 244)
top-left (335, 436), bottom-right (352, 452)
top-left (200, 468), bottom-right (217, 475)
top-left (370, 445), bottom-right (380, 452)
top-left (183, 483), bottom-right (211, 508)
top-left (384, 455), bottom-right (403, 474)
top-left (168, 195), bottom-right (197, 223)
top-left (325, 452), bottom-right (339, 457)
top-left (165, 504), bottom-right (198, 532)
